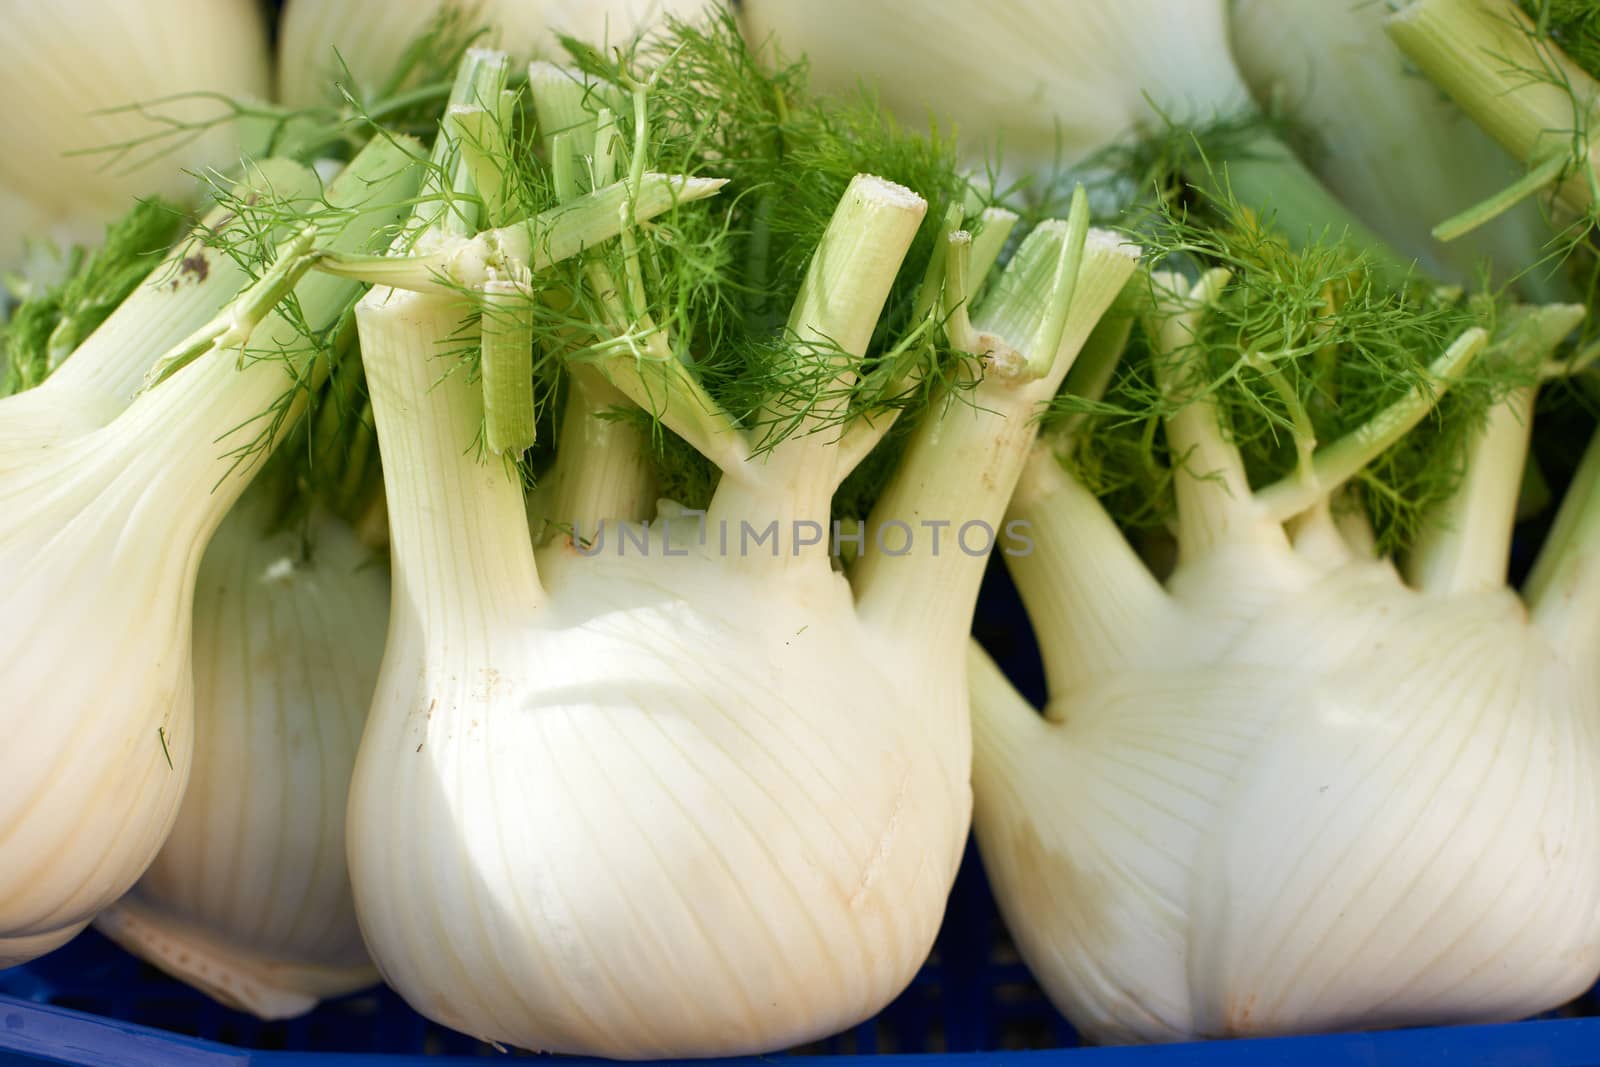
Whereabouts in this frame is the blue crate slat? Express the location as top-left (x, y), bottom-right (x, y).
top-left (8, 996), bottom-right (1600, 1067)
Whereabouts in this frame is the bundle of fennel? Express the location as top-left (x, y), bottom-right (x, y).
top-left (4, 0), bottom-right (1600, 1057)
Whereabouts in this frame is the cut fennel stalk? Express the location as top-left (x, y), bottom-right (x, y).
top-left (0, 136), bottom-right (420, 969)
top-left (516, 62), bottom-right (661, 530)
top-left (969, 273), bottom-right (1600, 1041)
top-left (344, 49), bottom-right (1138, 1057)
top-left (1388, 0), bottom-right (1600, 224)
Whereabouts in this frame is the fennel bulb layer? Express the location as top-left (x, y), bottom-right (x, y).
top-left (0, 330), bottom-right (306, 968)
top-left (0, 139), bottom-right (417, 969)
top-left (0, 0), bottom-right (271, 270)
top-left (738, 0), bottom-right (1251, 172)
top-left (354, 518), bottom-right (970, 1056)
top-left (1229, 0), bottom-right (1551, 290)
top-left (95, 499), bottom-right (387, 1019)
top-left (277, 0), bottom-right (720, 109)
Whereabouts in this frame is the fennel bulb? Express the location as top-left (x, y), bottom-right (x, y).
top-left (96, 496), bottom-right (387, 1019)
top-left (737, 0), bottom-right (1400, 275)
top-left (277, 0), bottom-right (719, 109)
top-left (969, 271), bottom-right (1600, 1041)
top-left (349, 206), bottom-right (1136, 1059)
top-left (740, 0), bottom-right (1247, 169)
top-left (339, 49), bottom-right (1139, 1056)
top-left (0, 0), bottom-right (271, 272)
top-left (0, 139), bottom-right (418, 969)
top-left (542, 0), bottom-right (722, 47)
top-left (1230, 0), bottom-right (1553, 291)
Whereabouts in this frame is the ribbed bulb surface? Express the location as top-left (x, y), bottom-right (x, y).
top-left (345, 284), bottom-right (971, 1057)
top-left (972, 541), bottom-right (1600, 1043)
top-left (96, 500), bottom-right (388, 1019)
top-left (348, 546), bottom-right (971, 1057)
top-left (0, 296), bottom-right (323, 968)
top-left (0, 445), bottom-right (203, 967)
top-left (0, 0), bottom-right (270, 263)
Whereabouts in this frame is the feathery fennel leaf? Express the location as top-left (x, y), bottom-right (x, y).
top-left (1051, 190), bottom-right (1525, 555)
top-left (3, 198), bottom-right (184, 396)
top-left (1520, 0), bottom-right (1600, 79)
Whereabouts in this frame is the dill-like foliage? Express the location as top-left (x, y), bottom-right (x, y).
top-left (519, 12), bottom-right (991, 509)
top-left (247, 309), bottom-right (389, 543)
top-left (175, 142), bottom-right (424, 496)
top-left (569, 12), bottom-right (977, 360)
top-left (1051, 192), bottom-right (1524, 555)
top-left (2, 198), bottom-right (184, 396)
top-left (1520, 0), bottom-right (1600, 79)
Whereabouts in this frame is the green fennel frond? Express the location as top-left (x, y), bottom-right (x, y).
top-left (2, 197), bottom-right (185, 396)
top-left (1054, 189), bottom-right (1523, 554)
top-left (547, 12), bottom-right (991, 503)
top-left (1519, 0), bottom-right (1600, 79)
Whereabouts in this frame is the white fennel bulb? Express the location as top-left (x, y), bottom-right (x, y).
top-left (277, 0), bottom-right (718, 109)
top-left (95, 498), bottom-right (388, 1019)
top-left (1230, 0), bottom-right (1553, 291)
top-left (277, 0), bottom-right (553, 109)
top-left (970, 275), bottom-right (1600, 1042)
top-left (542, 0), bottom-right (724, 47)
top-left (338, 52), bottom-right (1139, 1056)
top-left (737, 0), bottom-right (1404, 277)
top-left (740, 0), bottom-right (1247, 169)
top-left (0, 0), bottom-right (271, 271)
top-left (0, 140), bottom-right (417, 968)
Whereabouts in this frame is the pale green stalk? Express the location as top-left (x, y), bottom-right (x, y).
top-left (541, 370), bottom-right (658, 536)
top-left (833, 205), bottom-right (1020, 481)
top-left (1143, 269), bottom-right (1262, 559)
top-left (1002, 443), bottom-right (1171, 694)
top-left (851, 211), bottom-right (1141, 653)
top-left (316, 174), bottom-right (727, 292)
top-left (1388, 0), bottom-right (1600, 219)
top-left (1252, 328), bottom-right (1490, 522)
top-left (704, 174), bottom-right (927, 567)
top-left (1526, 428), bottom-right (1600, 664)
top-left (524, 62), bottom-right (657, 533)
top-left (143, 137), bottom-right (425, 388)
top-left (42, 160), bottom-right (319, 409)
top-left (481, 280), bottom-right (537, 456)
top-left (1406, 303), bottom-right (1583, 594)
